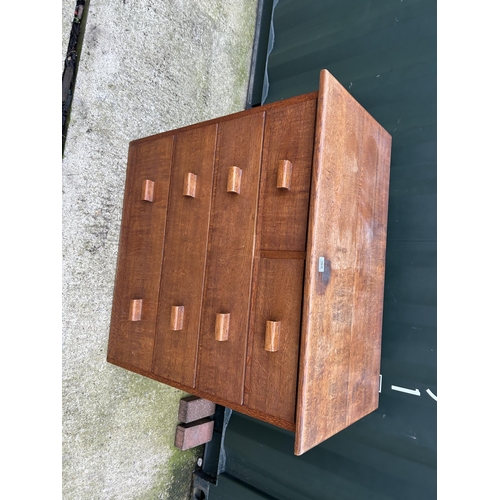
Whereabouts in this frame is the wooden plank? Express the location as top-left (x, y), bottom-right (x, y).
top-left (345, 121), bottom-right (391, 427)
top-left (244, 258), bottom-right (305, 424)
top-left (152, 124), bottom-right (217, 387)
top-left (256, 97), bottom-right (316, 252)
top-left (107, 136), bottom-right (174, 372)
top-left (295, 69), bottom-right (391, 455)
top-left (259, 250), bottom-right (306, 260)
top-left (196, 112), bottom-right (265, 405)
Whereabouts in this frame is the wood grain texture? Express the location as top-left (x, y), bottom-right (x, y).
top-left (259, 250), bottom-right (306, 260)
top-left (141, 179), bottom-right (155, 202)
top-left (345, 117), bottom-right (391, 429)
top-left (196, 112), bottom-right (265, 405)
top-left (265, 321), bottom-right (281, 352)
top-left (215, 313), bottom-right (230, 341)
top-left (107, 135), bottom-right (174, 372)
top-left (276, 160), bottom-right (293, 190)
top-left (170, 305), bottom-right (184, 331)
top-left (245, 258), bottom-right (305, 424)
top-left (294, 69), bottom-right (391, 455)
top-left (152, 124), bottom-right (217, 387)
top-left (183, 172), bottom-right (197, 198)
top-left (129, 299), bottom-right (143, 321)
top-left (226, 166), bottom-right (242, 194)
top-left (256, 97), bottom-right (316, 252)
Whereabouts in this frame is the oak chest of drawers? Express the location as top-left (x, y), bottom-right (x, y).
top-left (107, 70), bottom-right (391, 455)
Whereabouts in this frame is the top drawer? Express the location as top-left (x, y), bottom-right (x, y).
top-left (257, 98), bottom-right (317, 253)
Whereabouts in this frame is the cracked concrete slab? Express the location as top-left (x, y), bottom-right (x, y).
top-left (62, 1), bottom-right (258, 498)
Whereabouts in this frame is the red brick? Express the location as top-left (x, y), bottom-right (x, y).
top-left (175, 418), bottom-right (214, 451)
top-left (178, 396), bottom-right (216, 423)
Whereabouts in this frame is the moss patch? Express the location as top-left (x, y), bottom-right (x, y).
top-left (126, 373), bottom-right (202, 499)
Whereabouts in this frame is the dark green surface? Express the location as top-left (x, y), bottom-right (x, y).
top-left (246, 0), bottom-right (276, 108)
top-left (211, 1), bottom-right (436, 498)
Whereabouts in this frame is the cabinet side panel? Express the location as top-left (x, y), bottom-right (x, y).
top-left (197, 112), bottom-right (265, 405)
top-left (152, 124), bottom-right (218, 387)
top-left (244, 258), bottom-right (304, 424)
top-left (107, 136), bottom-right (174, 372)
top-left (295, 70), bottom-right (391, 455)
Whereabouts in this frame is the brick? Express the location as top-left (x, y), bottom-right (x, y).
top-left (175, 418), bottom-right (214, 451)
top-left (178, 396), bottom-right (216, 423)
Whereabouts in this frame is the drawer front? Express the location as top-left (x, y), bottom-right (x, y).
top-left (196, 112), bottom-right (265, 405)
top-left (244, 258), bottom-right (305, 423)
top-left (107, 136), bottom-right (174, 372)
top-left (257, 98), bottom-right (316, 252)
top-left (152, 124), bottom-right (218, 387)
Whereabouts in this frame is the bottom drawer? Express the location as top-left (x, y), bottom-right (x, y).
top-left (244, 257), bottom-right (305, 424)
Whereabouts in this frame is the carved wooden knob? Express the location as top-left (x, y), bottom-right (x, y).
top-left (215, 313), bottom-right (230, 341)
top-left (170, 306), bottom-right (185, 331)
top-left (129, 299), bottom-right (143, 321)
top-left (227, 167), bottom-right (242, 194)
top-left (265, 320), bottom-right (281, 352)
top-left (183, 173), bottom-right (197, 198)
top-left (277, 160), bottom-right (292, 190)
top-left (141, 179), bottom-right (155, 202)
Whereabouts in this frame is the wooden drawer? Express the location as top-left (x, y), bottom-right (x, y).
top-left (152, 124), bottom-right (217, 387)
top-left (196, 112), bottom-right (265, 404)
top-left (245, 257), bottom-right (305, 424)
top-left (107, 70), bottom-right (392, 455)
top-left (257, 96), bottom-right (316, 252)
top-left (107, 136), bottom-right (174, 372)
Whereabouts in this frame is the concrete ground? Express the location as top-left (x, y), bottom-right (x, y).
top-left (62, 1), bottom-right (258, 498)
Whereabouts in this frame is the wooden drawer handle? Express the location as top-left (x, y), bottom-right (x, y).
top-left (170, 305), bottom-right (185, 330)
top-left (183, 173), bottom-right (197, 198)
top-left (215, 313), bottom-right (230, 341)
top-left (141, 179), bottom-right (155, 202)
top-left (227, 166), bottom-right (242, 194)
top-left (265, 320), bottom-right (281, 352)
top-left (277, 160), bottom-right (292, 190)
top-left (129, 299), bottom-right (143, 321)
